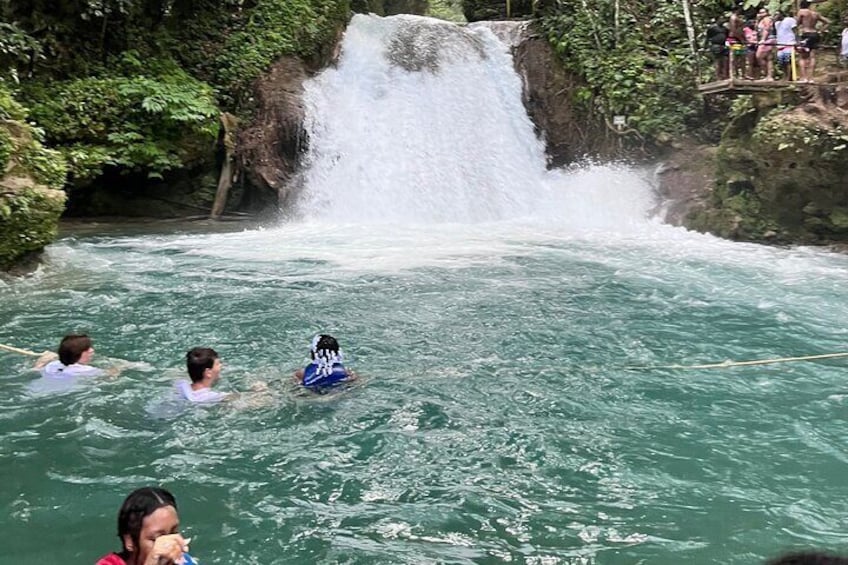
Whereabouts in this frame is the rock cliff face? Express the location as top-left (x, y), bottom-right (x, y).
top-left (238, 57), bottom-right (315, 212)
top-left (0, 177), bottom-right (66, 271)
top-left (512, 26), bottom-right (595, 167)
top-left (683, 86), bottom-right (848, 244)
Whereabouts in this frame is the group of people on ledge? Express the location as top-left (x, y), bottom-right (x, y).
top-left (33, 332), bottom-right (357, 401)
top-left (705, 1), bottom-right (847, 83)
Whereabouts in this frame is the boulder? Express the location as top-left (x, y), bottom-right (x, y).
top-left (0, 176), bottom-right (66, 270)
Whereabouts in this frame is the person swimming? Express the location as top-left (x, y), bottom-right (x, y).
top-left (36, 334), bottom-right (106, 379)
top-left (177, 347), bottom-right (231, 403)
top-left (294, 334), bottom-right (356, 389)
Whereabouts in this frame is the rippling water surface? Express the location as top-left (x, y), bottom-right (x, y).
top-left (2, 210), bottom-right (848, 564)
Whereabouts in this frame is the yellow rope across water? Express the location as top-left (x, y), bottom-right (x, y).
top-left (0, 343), bottom-right (42, 357)
top-left (625, 351), bottom-right (848, 371)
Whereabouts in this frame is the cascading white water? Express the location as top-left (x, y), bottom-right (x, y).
top-left (296, 14), bottom-right (656, 227)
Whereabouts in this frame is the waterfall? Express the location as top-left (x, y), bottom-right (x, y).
top-left (295, 14), bottom-right (655, 228)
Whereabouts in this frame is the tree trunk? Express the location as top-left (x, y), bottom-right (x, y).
top-left (681, 0), bottom-right (696, 57)
top-left (210, 113), bottom-right (238, 220)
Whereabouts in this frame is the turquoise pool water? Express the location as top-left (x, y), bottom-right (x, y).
top-left (2, 215), bottom-right (848, 564)
top-left (3, 13), bottom-right (848, 564)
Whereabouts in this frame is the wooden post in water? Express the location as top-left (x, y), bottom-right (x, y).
top-left (211, 112), bottom-right (238, 220)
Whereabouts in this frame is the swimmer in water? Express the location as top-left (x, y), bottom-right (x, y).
top-left (294, 334), bottom-right (357, 389)
top-left (35, 334), bottom-right (119, 378)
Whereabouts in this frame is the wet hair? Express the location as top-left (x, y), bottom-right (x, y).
top-left (117, 487), bottom-right (177, 552)
top-left (766, 553), bottom-right (848, 565)
top-left (57, 334), bottom-right (93, 365)
top-left (800, 1), bottom-right (810, 8)
top-left (186, 347), bottom-right (218, 383)
top-left (310, 334), bottom-right (340, 358)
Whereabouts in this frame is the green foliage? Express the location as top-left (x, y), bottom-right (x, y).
top-left (19, 142), bottom-right (68, 188)
top-left (0, 22), bottom-right (42, 82)
top-left (0, 86), bottom-right (27, 126)
top-left (0, 87), bottom-right (69, 190)
top-left (429, 0), bottom-right (466, 22)
top-left (22, 65), bottom-right (218, 181)
top-left (0, 126), bottom-right (12, 171)
top-left (540, 0), bottom-right (700, 145)
top-left (752, 112), bottom-right (848, 161)
top-left (208, 0), bottom-right (350, 107)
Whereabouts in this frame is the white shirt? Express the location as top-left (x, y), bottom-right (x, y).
top-left (177, 380), bottom-right (226, 404)
top-left (841, 28), bottom-right (848, 57)
top-left (776, 17), bottom-right (797, 46)
top-left (40, 360), bottom-right (103, 379)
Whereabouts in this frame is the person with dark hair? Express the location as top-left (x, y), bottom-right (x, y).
top-left (728, 5), bottom-right (748, 77)
top-left (775, 10), bottom-right (798, 79)
top-left (35, 333), bottom-right (105, 379)
top-left (797, 0), bottom-right (830, 82)
top-left (766, 551), bottom-right (848, 565)
top-left (755, 7), bottom-right (777, 80)
top-left (178, 347), bottom-right (231, 403)
top-left (294, 334), bottom-right (357, 389)
top-left (704, 16), bottom-right (729, 79)
top-left (174, 347), bottom-right (268, 406)
top-left (96, 486), bottom-right (195, 565)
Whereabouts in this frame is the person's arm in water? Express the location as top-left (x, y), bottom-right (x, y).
top-left (345, 368), bottom-right (358, 381)
top-left (33, 351), bottom-right (58, 369)
top-left (293, 368), bottom-right (305, 383)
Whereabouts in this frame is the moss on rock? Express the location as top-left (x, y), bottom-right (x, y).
top-left (688, 92), bottom-right (848, 244)
top-left (0, 88), bottom-right (68, 270)
top-left (0, 179), bottom-right (66, 270)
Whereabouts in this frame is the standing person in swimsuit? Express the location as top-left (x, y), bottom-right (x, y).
top-left (797, 0), bottom-right (830, 82)
top-left (728, 6), bottom-right (747, 78)
top-left (755, 7), bottom-right (777, 80)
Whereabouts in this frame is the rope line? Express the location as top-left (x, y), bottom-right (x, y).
top-left (625, 351), bottom-right (848, 371)
top-left (0, 343), bottom-right (42, 357)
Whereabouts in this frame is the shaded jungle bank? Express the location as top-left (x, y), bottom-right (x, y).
top-left (1, 0), bottom-right (847, 270)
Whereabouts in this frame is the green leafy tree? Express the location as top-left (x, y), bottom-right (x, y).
top-left (539, 0), bottom-right (701, 146)
top-left (22, 64), bottom-right (218, 181)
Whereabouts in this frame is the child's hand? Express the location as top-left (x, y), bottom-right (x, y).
top-left (33, 351), bottom-right (58, 369)
top-left (143, 534), bottom-right (190, 565)
top-left (250, 381), bottom-right (269, 392)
